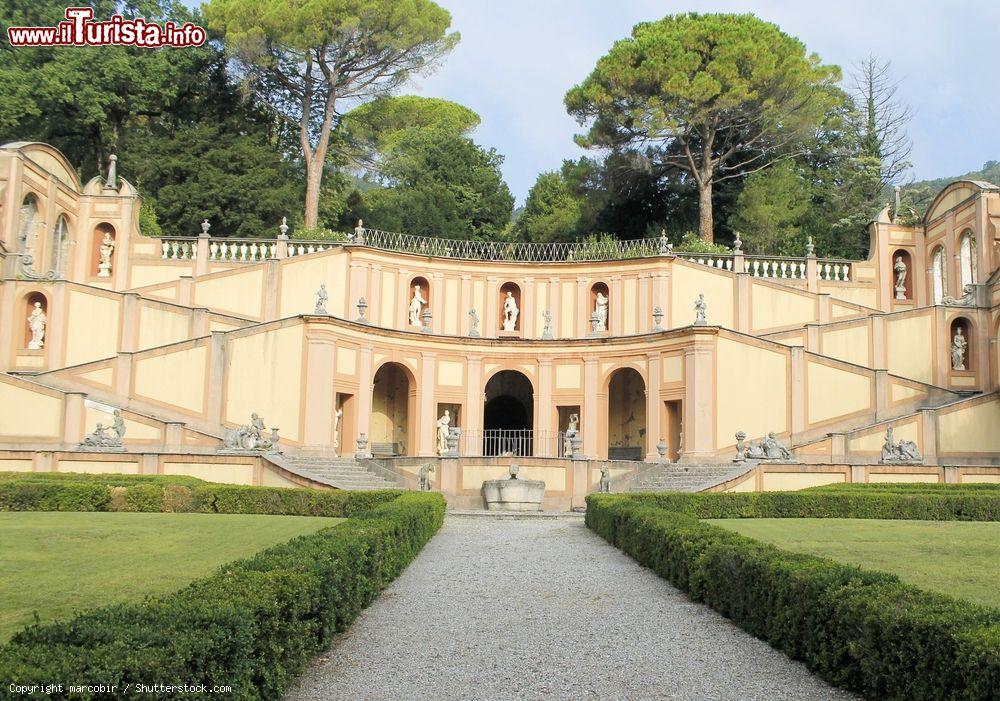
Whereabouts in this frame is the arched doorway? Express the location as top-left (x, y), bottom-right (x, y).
top-left (483, 370), bottom-right (533, 455)
top-left (607, 368), bottom-right (646, 460)
top-left (370, 362), bottom-right (414, 456)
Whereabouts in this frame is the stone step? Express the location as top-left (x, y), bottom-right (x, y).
top-left (282, 455), bottom-right (401, 491)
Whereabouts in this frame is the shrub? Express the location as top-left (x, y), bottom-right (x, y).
top-left (586, 493), bottom-right (1000, 701)
top-left (0, 492), bottom-right (445, 699)
top-left (0, 471), bottom-right (206, 487)
top-left (0, 481), bottom-right (111, 512)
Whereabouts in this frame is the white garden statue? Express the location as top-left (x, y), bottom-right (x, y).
top-left (893, 255), bottom-right (907, 300)
top-left (27, 302), bottom-right (46, 349)
top-left (502, 291), bottom-right (519, 331)
top-left (333, 406), bottom-right (342, 451)
top-left (595, 292), bottom-right (608, 331)
top-left (951, 327), bottom-right (968, 371)
top-left (436, 410), bottom-right (451, 455)
top-left (409, 285), bottom-right (427, 327)
top-left (97, 232), bottom-right (115, 278)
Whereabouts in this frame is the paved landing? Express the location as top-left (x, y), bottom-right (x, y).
top-left (287, 516), bottom-right (858, 701)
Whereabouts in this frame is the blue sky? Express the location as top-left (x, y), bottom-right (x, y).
top-left (194, 1), bottom-right (1000, 203)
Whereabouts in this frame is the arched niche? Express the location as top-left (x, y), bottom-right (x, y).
top-left (606, 367), bottom-right (646, 460)
top-left (407, 276), bottom-right (430, 327)
top-left (949, 317), bottom-right (973, 372)
top-left (22, 291), bottom-right (49, 349)
top-left (590, 281), bottom-right (610, 331)
top-left (370, 362), bottom-right (415, 456)
top-left (891, 249), bottom-right (913, 301)
top-left (91, 223), bottom-right (116, 278)
top-left (931, 245), bottom-right (947, 304)
top-left (17, 193), bottom-right (39, 256)
top-left (499, 282), bottom-right (521, 332)
top-left (959, 230), bottom-right (977, 289)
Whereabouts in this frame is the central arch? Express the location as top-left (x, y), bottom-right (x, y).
top-left (606, 367), bottom-right (647, 461)
top-left (370, 362), bottom-right (415, 456)
top-left (483, 370), bottom-right (534, 456)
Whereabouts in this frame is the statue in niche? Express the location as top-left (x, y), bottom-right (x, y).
top-left (333, 406), bottom-right (342, 451)
top-left (469, 308), bottom-right (480, 337)
top-left (595, 292), bottom-right (608, 331)
top-left (880, 426), bottom-right (922, 464)
top-left (314, 284), bottom-right (328, 314)
top-left (693, 294), bottom-right (708, 326)
top-left (563, 413), bottom-right (580, 457)
top-left (27, 302), bottom-right (46, 349)
top-left (436, 410), bottom-right (451, 455)
top-left (951, 327), bottom-right (968, 371)
top-left (502, 291), bottom-right (519, 331)
top-left (98, 232), bottom-right (115, 278)
top-left (893, 256), bottom-right (907, 300)
top-left (409, 285), bottom-right (427, 326)
top-left (542, 309), bottom-right (554, 339)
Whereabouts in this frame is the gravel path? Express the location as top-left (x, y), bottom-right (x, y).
top-left (287, 515), bottom-right (858, 701)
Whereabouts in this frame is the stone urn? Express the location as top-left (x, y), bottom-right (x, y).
top-left (482, 464), bottom-right (545, 512)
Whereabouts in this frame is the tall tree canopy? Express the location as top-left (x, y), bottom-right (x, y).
top-left (565, 13), bottom-right (840, 243)
top-left (204, 0), bottom-right (459, 228)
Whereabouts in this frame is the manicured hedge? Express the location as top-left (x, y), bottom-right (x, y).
top-left (805, 482), bottom-right (1000, 494)
top-left (0, 471), bottom-right (208, 487)
top-left (587, 494), bottom-right (1000, 701)
top-left (0, 479), bottom-right (402, 517)
top-left (612, 489), bottom-right (1000, 521)
top-left (0, 491), bottom-right (446, 700)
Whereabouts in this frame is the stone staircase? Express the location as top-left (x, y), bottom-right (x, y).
top-left (280, 455), bottom-right (404, 490)
top-left (624, 463), bottom-right (750, 493)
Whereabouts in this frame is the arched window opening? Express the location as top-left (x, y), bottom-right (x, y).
top-left (959, 231), bottom-right (977, 289)
top-left (931, 246), bottom-right (946, 304)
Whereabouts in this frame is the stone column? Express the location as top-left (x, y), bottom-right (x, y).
top-left (920, 407), bottom-right (939, 464)
top-left (190, 307), bottom-right (211, 337)
top-left (582, 357), bottom-right (599, 457)
top-left (177, 276), bottom-right (193, 307)
top-left (645, 352), bottom-right (661, 461)
top-left (348, 261), bottom-right (368, 318)
top-left (262, 259), bottom-right (280, 321)
top-left (120, 293), bottom-right (140, 353)
top-left (637, 274), bottom-right (650, 335)
top-left (62, 392), bottom-right (86, 446)
top-left (523, 278), bottom-right (535, 338)
top-left (368, 264), bottom-right (382, 326)
top-left (460, 274), bottom-right (472, 335)
top-left (817, 294), bottom-right (831, 324)
top-left (354, 346), bottom-right (374, 449)
top-left (113, 353), bottom-right (133, 397)
top-left (609, 276), bottom-right (622, 336)
top-left (571, 458), bottom-right (590, 509)
top-left (431, 273), bottom-right (444, 334)
top-left (485, 276), bottom-right (498, 337)
top-left (206, 332), bottom-right (227, 427)
top-left (680, 329), bottom-right (716, 462)
top-left (418, 352), bottom-right (437, 456)
top-left (536, 359), bottom-right (554, 457)
top-left (164, 422), bottom-right (184, 451)
top-left (805, 253), bottom-right (819, 293)
top-left (465, 357), bottom-right (483, 456)
top-left (576, 276), bottom-right (589, 338)
top-left (734, 275), bottom-right (751, 333)
top-left (790, 347), bottom-right (806, 441)
top-left (195, 231), bottom-right (210, 277)
top-left (873, 370), bottom-right (890, 422)
top-left (302, 333), bottom-right (336, 447)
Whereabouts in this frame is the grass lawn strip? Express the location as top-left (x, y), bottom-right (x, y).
top-left (0, 511), bottom-right (340, 640)
top-left (707, 518), bottom-right (1000, 609)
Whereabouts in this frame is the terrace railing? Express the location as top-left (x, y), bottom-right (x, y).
top-left (153, 227), bottom-right (854, 281)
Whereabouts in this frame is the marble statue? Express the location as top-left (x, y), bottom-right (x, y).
top-left (595, 292), bottom-right (608, 331)
top-left (409, 285), bottom-right (427, 326)
top-left (951, 328), bottom-right (968, 371)
top-left (469, 308), bottom-right (480, 337)
top-left (333, 407), bottom-right (342, 451)
top-left (563, 413), bottom-right (580, 457)
top-left (418, 463), bottom-right (435, 491)
top-left (81, 423), bottom-right (111, 447)
top-left (542, 310), bottom-right (554, 339)
top-left (503, 291), bottom-right (519, 331)
top-left (942, 285), bottom-right (976, 307)
top-left (598, 466), bottom-right (611, 493)
top-left (893, 256), bottom-right (908, 300)
top-left (223, 413), bottom-right (278, 451)
top-left (314, 284), bottom-right (328, 314)
top-left (693, 294), bottom-right (707, 326)
top-left (652, 306), bottom-right (664, 332)
top-left (27, 302), bottom-right (46, 349)
top-left (735, 431), bottom-right (792, 462)
top-left (97, 232), bottom-right (115, 278)
top-left (436, 410), bottom-right (451, 456)
top-left (356, 297), bottom-right (368, 323)
top-left (111, 410), bottom-right (126, 444)
top-left (880, 427), bottom-right (922, 464)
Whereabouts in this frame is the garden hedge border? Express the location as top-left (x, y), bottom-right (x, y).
top-left (0, 487), bottom-right (445, 699)
top-left (586, 492), bottom-right (1000, 701)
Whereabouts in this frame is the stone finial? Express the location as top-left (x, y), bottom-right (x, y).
top-left (278, 216), bottom-right (289, 239)
top-left (200, 219), bottom-right (211, 236)
top-left (356, 297), bottom-right (368, 323)
top-left (588, 311), bottom-right (602, 336)
top-left (806, 235), bottom-right (815, 257)
top-left (353, 219), bottom-right (365, 245)
top-left (421, 308), bottom-right (432, 334)
top-left (659, 230), bottom-right (669, 255)
top-left (446, 427), bottom-right (461, 458)
top-left (509, 463), bottom-right (520, 480)
top-left (732, 231), bottom-right (743, 254)
top-left (657, 439), bottom-right (668, 463)
top-left (104, 154), bottom-right (118, 191)
top-left (652, 306), bottom-right (664, 332)
top-left (355, 433), bottom-right (370, 460)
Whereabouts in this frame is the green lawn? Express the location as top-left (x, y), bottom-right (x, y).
top-left (0, 511), bottom-right (341, 640)
top-left (707, 518), bottom-right (1000, 608)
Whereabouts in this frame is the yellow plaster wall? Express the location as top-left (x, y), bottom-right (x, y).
top-left (555, 364), bottom-right (581, 390)
top-left (336, 347), bottom-right (356, 375)
top-left (133, 345), bottom-right (207, 414)
top-left (277, 254), bottom-right (348, 319)
top-left (671, 264), bottom-right (734, 330)
top-left (962, 473), bottom-right (1000, 484)
top-left (261, 466), bottom-right (298, 488)
top-left (163, 461), bottom-right (254, 485)
top-left (823, 286), bottom-right (878, 309)
top-left (715, 337), bottom-right (787, 449)
top-left (0, 383), bottom-right (62, 438)
top-left (57, 460), bottom-right (139, 474)
top-left (867, 472), bottom-right (939, 483)
top-left (437, 360), bottom-right (464, 387)
top-left (129, 264), bottom-right (189, 289)
top-left (225, 325), bottom-right (304, 442)
top-left (821, 325), bottom-right (870, 367)
top-left (938, 398), bottom-right (1000, 453)
top-left (194, 268), bottom-right (263, 319)
top-left (380, 271), bottom-right (396, 327)
top-left (850, 420), bottom-right (918, 453)
top-left (444, 278), bottom-right (460, 335)
top-left (761, 471), bottom-right (845, 490)
top-left (886, 313), bottom-right (934, 384)
top-left (751, 284), bottom-right (816, 332)
top-left (535, 281), bottom-right (548, 337)
top-left (83, 406), bottom-right (162, 441)
top-left (928, 185), bottom-right (974, 220)
top-left (807, 361), bottom-right (872, 425)
top-left (138, 305), bottom-right (190, 351)
top-left (662, 355), bottom-right (683, 383)
top-left (891, 383), bottom-right (924, 403)
top-left (724, 472), bottom-right (757, 492)
top-left (78, 367), bottom-right (113, 387)
top-left (0, 459), bottom-right (34, 471)
top-left (65, 290), bottom-right (120, 366)
top-left (623, 278), bottom-right (638, 334)
top-left (560, 282), bottom-right (575, 337)
top-left (462, 464), bottom-right (567, 492)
